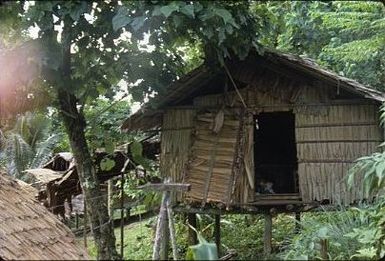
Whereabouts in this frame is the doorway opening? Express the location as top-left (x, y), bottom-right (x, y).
top-left (254, 111), bottom-right (298, 194)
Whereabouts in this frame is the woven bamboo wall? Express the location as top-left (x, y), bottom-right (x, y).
top-left (163, 68), bottom-right (382, 206)
top-left (160, 109), bottom-right (195, 200)
top-left (296, 104), bottom-right (382, 203)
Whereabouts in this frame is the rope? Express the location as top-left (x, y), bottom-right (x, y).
top-left (223, 63), bottom-right (247, 109)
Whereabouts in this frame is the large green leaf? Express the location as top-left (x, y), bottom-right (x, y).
top-left (100, 157), bottom-right (116, 171)
top-left (112, 7), bottom-right (131, 31)
top-left (186, 233), bottom-right (218, 260)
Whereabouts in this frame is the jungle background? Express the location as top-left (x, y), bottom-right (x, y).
top-left (0, 1), bottom-right (385, 260)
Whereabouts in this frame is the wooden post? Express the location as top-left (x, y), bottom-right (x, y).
top-left (138, 182), bottom-right (190, 260)
top-left (263, 213), bottom-right (272, 256)
top-left (187, 213), bottom-right (198, 245)
top-left (126, 208), bottom-right (131, 222)
top-left (320, 239), bottom-right (328, 260)
top-left (108, 179), bottom-right (114, 217)
top-left (83, 199), bottom-right (87, 248)
top-left (214, 214), bottom-right (221, 256)
top-left (167, 197), bottom-right (178, 260)
top-left (75, 213), bottom-right (79, 229)
top-left (153, 191), bottom-right (169, 260)
top-left (120, 172), bottom-right (125, 259)
top-left (295, 212), bottom-right (301, 234)
top-left (160, 211), bottom-right (169, 261)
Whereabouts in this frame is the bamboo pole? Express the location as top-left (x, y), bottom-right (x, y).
top-left (83, 199), bottom-right (87, 248)
top-left (108, 179), bottom-right (114, 216)
top-left (120, 172), bottom-right (125, 258)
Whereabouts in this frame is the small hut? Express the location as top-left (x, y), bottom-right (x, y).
top-left (0, 172), bottom-right (89, 260)
top-left (122, 49), bottom-right (385, 212)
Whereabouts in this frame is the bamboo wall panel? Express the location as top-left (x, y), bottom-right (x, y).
top-left (185, 111), bottom-right (241, 204)
top-left (296, 104), bottom-right (382, 204)
top-left (160, 109), bottom-right (195, 200)
top-left (169, 70), bottom-right (382, 207)
top-left (296, 125), bottom-right (382, 141)
top-left (298, 163), bottom-right (365, 204)
top-left (296, 104), bottom-right (378, 126)
top-left (297, 142), bottom-right (380, 162)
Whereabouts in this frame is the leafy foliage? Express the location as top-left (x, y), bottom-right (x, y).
top-left (0, 112), bottom-right (59, 177)
top-left (113, 1), bottom-right (267, 66)
top-left (186, 225), bottom-right (218, 260)
top-left (272, 1), bottom-right (385, 90)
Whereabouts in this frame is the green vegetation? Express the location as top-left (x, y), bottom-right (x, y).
top-left (86, 219), bottom-right (154, 260)
top-left (1, 1), bottom-right (385, 259)
top-left (83, 206), bottom-right (385, 260)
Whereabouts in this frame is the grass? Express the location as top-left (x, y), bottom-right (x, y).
top-left (82, 217), bottom-right (155, 260)
top-left (79, 210), bottom-right (366, 260)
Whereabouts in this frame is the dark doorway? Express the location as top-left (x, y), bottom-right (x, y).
top-left (254, 111), bottom-right (298, 194)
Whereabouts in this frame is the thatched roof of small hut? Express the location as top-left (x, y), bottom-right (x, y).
top-left (0, 173), bottom-right (89, 260)
top-left (121, 49), bottom-right (385, 131)
top-left (23, 168), bottom-right (63, 189)
top-left (43, 152), bottom-right (75, 171)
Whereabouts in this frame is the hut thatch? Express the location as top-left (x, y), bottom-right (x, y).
top-left (43, 152), bottom-right (75, 171)
top-left (23, 168), bottom-right (63, 189)
top-left (0, 173), bottom-right (89, 260)
top-left (122, 49), bottom-right (385, 209)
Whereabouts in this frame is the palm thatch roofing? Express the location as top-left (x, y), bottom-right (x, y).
top-left (15, 178), bottom-right (39, 198)
top-left (121, 49), bottom-right (385, 132)
top-left (0, 173), bottom-right (89, 260)
top-left (43, 152), bottom-right (75, 171)
top-left (23, 168), bottom-right (63, 188)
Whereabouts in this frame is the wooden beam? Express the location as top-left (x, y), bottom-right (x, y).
top-left (138, 183), bottom-right (191, 192)
top-left (263, 213), bottom-right (272, 256)
top-left (320, 239), bottom-right (328, 260)
top-left (296, 121), bottom-right (378, 128)
top-left (187, 213), bottom-right (198, 245)
top-left (214, 214), bottom-right (221, 256)
top-left (294, 212), bottom-right (301, 234)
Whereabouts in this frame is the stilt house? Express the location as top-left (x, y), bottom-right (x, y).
top-left (123, 50), bottom-right (385, 211)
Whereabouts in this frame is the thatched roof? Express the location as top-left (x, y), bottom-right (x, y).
top-left (121, 49), bottom-right (385, 131)
top-left (0, 173), bottom-right (89, 260)
top-left (43, 152), bottom-right (75, 171)
top-left (15, 179), bottom-right (38, 198)
top-left (23, 168), bottom-right (63, 189)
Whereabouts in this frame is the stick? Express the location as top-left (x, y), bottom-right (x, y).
top-left (167, 196), bottom-right (178, 260)
top-left (152, 191), bottom-right (169, 260)
top-left (120, 172), bottom-right (125, 258)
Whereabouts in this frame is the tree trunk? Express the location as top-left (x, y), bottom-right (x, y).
top-left (58, 17), bottom-right (118, 260)
top-left (58, 89), bottom-right (119, 259)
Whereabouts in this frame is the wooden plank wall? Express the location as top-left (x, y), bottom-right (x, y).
top-left (185, 110), bottom-right (240, 204)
